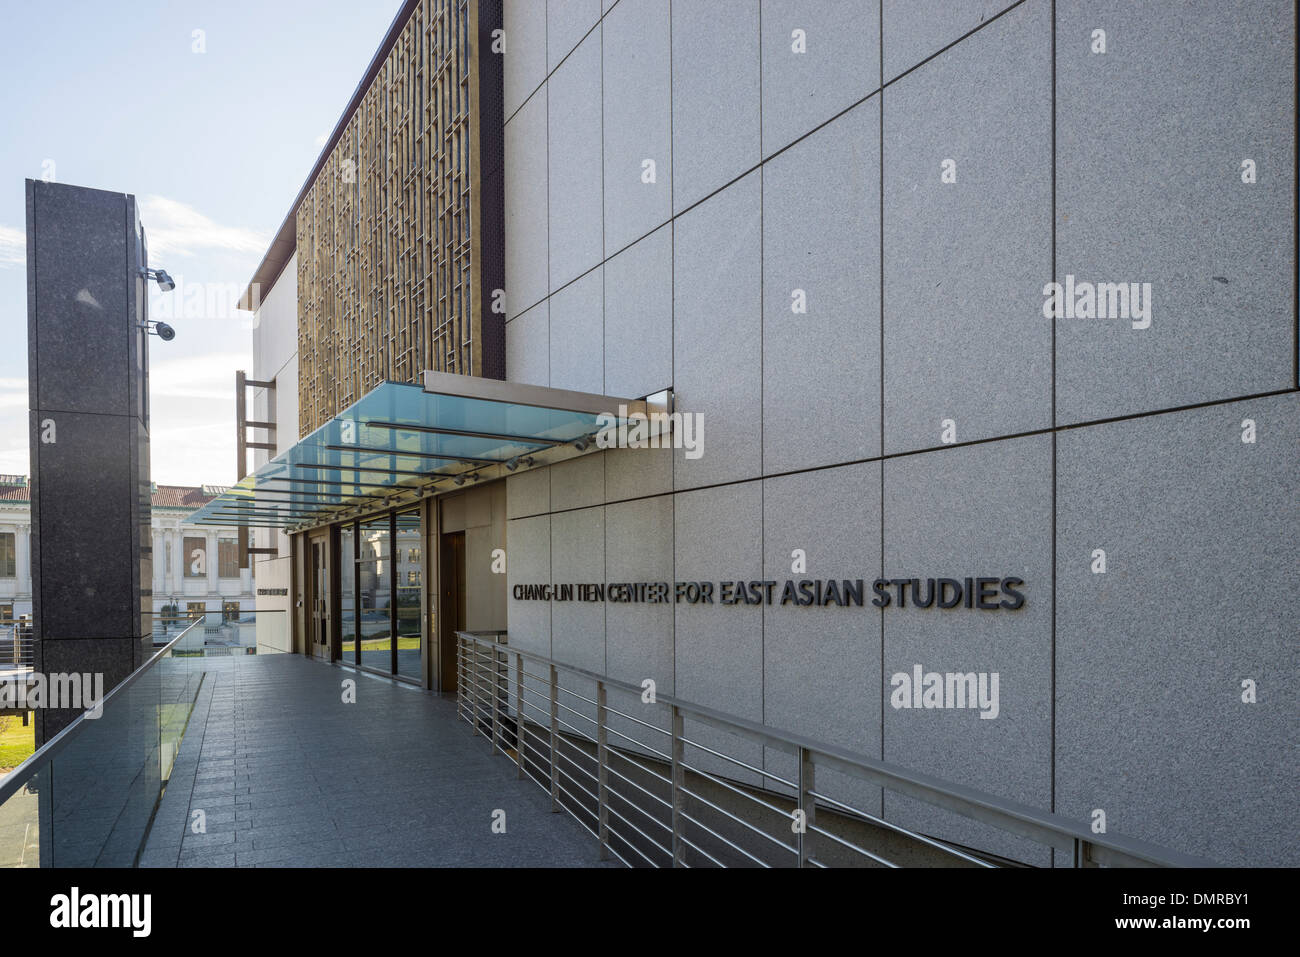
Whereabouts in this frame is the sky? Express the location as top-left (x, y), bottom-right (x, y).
top-left (0, 0), bottom-right (403, 486)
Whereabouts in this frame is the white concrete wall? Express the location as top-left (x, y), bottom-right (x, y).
top-left (499, 0), bottom-right (1299, 867)
top-left (250, 254), bottom-right (299, 651)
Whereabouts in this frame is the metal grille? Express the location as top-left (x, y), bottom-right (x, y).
top-left (297, 0), bottom-right (488, 437)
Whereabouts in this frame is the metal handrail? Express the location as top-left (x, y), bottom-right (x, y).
top-left (0, 617), bottom-right (205, 805)
top-left (455, 629), bottom-right (1215, 868)
top-left (0, 619), bottom-right (35, 660)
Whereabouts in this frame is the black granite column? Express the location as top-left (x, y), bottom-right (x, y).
top-left (26, 180), bottom-right (152, 745)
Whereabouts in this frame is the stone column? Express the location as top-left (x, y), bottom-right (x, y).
top-left (16, 526), bottom-right (30, 595)
top-left (205, 529), bottom-right (218, 600)
top-left (26, 179), bottom-right (151, 744)
top-left (171, 527), bottom-right (183, 589)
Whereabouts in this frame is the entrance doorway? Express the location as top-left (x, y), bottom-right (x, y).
top-left (438, 530), bottom-right (466, 694)
top-left (431, 481), bottom-right (506, 693)
top-left (342, 506), bottom-right (425, 681)
top-left (307, 532), bottom-right (330, 660)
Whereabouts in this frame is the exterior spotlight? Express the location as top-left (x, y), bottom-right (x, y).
top-left (506, 457), bottom-right (520, 471)
top-left (454, 473), bottom-right (467, 486)
top-left (140, 267), bottom-right (176, 292)
top-left (138, 320), bottom-right (177, 341)
top-left (573, 437), bottom-right (590, 452)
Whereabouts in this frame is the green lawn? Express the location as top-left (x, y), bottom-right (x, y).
top-left (0, 714), bottom-right (35, 769)
top-left (354, 635), bottom-right (420, 651)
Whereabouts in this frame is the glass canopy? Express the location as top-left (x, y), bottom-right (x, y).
top-left (186, 374), bottom-right (652, 530)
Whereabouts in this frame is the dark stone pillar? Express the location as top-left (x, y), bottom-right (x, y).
top-left (26, 180), bottom-right (152, 744)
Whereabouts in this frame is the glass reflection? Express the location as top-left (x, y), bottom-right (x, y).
top-left (395, 509), bottom-right (422, 679)
top-left (340, 524), bottom-right (357, 663)
top-left (358, 515), bottom-right (391, 672)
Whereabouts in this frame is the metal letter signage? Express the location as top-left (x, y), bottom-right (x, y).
top-left (511, 577), bottom-right (1026, 610)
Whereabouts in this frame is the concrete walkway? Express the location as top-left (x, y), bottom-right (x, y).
top-left (140, 653), bottom-right (612, 867)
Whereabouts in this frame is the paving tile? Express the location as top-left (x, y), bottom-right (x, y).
top-left (140, 653), bottom-right (609, 868)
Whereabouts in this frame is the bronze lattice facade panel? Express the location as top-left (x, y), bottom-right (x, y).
top-left (297, 0), bottom-right (504, 438)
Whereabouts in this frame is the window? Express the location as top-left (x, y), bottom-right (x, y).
top-left (0, 533), bottom-right (14, 578)
top-left (408, 546), bottom-right (421, 563)
top-left (222, 601), bottom-right (241, 623)
top-left (183, 536), bottom-right (206, 578)
top-left (407, 570), bottom-right (420, 586)
top-left (218, 537), bottom-right (239, 579)
top-left (186, 602), bottom-right (207, 620)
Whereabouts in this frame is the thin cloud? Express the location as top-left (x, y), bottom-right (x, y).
top-left (0, 225), bottom-right (24, 267)
top-left (0, 377), bottom-right (27, 409)
top-left (139, 196), bottom-right (269, 259)
top-left (2, 198), bottom-right (268, 266)
top-left (150, 352), bottom-right (251, 401)
top-left (0, 407), bottom-right (27, 474)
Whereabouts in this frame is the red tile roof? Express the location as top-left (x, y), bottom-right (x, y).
top-left (0, 484), bottom-right (29, 502)
top-left (0, 478), bottom-right (221, 508)
top-left (151, 485), bottom-right (219, 509)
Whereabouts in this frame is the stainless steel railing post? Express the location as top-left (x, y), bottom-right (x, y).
top-left (514, 652), bottom-right (525, 779)
top-left (466, 637), bottom-right (477, 735)
top-left (671, 704), bottom-right (685, 867)
top-left (798, 746), bottom-right (815, 868)
top-left (490, 642), bottom-right (502, 756)
top-left (549, 663), bottom-right (560, 812)
top-left (478, 643), bottom-right (490, 739)
top-left (472, 643), bottom-right (482, 735)
top-left (459, 635), bottom-right (473, 733)
top-left (596, 680), bottom-right (610, 861)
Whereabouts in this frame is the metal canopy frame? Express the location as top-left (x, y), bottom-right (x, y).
top-left (185, 373), bottom-right (666, 532)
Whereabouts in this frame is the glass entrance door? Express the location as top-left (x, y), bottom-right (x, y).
top-left (340, 523), bottom-right (357, 663)
top-left (357, 515), bottom-right (391, 672)
top-left (308, 533), bottom-right (330, 659)
top-left (349, 507), bottom-right (423, 681)
top-left (394, 508), bottom-right (422, 680)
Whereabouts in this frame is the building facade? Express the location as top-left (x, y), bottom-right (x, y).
top-left (0, 476), bottom-right (255, 628)
top-left (230, 0), bottom-right (1298, 867)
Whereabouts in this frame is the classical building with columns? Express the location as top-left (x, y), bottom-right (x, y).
top-left (0, 476), bottom-right (255, 628)
top-left (0, 476), bottom-right (33, 625)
